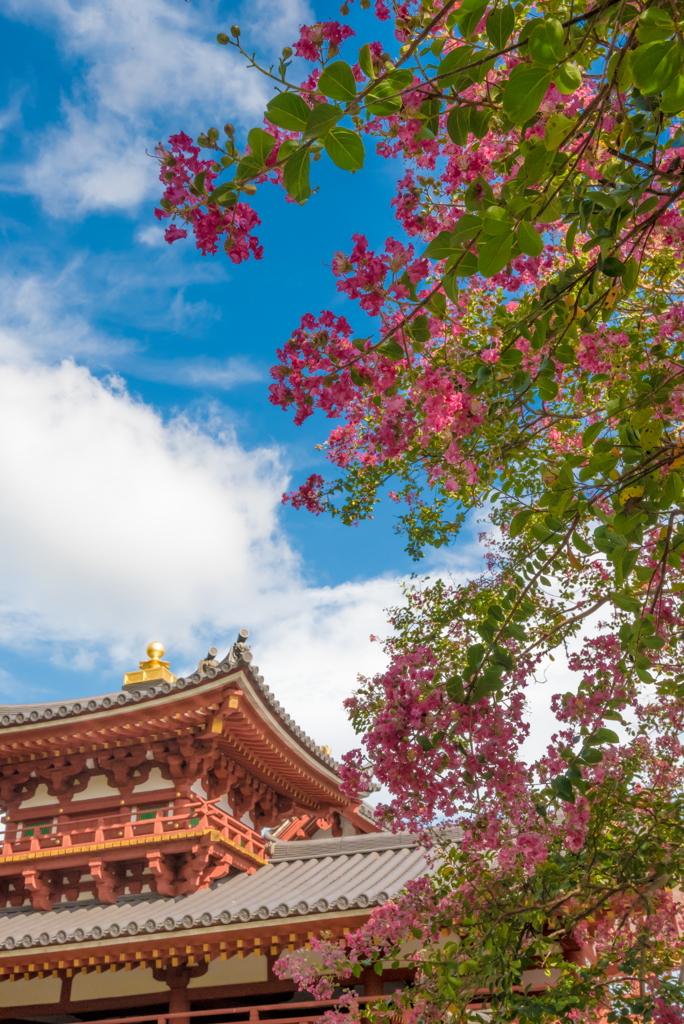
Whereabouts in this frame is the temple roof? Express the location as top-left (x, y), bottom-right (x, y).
top-left (0, 633), bottom-right (344, 776)
top-left (0, 832), bottom-right (427, 952)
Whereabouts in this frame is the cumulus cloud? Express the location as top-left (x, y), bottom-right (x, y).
top-left (0, 350), bottom-right (407, 755)
top-left (3, 0), bottom-right (311, 216)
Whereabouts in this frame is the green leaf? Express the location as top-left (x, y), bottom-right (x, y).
top-left (544, 113), bottom-right (575, 150)
top-left (451, 250), bottom-right (479, 276)
top-left (486, 4), bottom-right (515, 50)
top-left (464, 175), bottom-right (494, 211)
top-left (374, 961), bottom-right (383, 976)
top-left (324, 127), bottom-right (365, 171)
top-left (503, 63), bottom-right (553, 124)
top-left (602, 256), bottom-right (625, 277)
top-left (573, 531), bottom-right (593, 555)
top-left (611, 591), bottom-right (641, 613)
top-left (424, 231), bottom-right (458, 260)
top-left (234, 156), bottom-right (262, 183)
top-left (318, 61), bottom-right (357, 102)
top-left (536, 196), bottom-right (562, 224)
top-left (446, 105), bottom-right (471, 146)
top-left (555, 62), bottom-right (582, 94)
top-left (442, 271), bottom-right (459, 303)
top-left (266, 93), bottom-right (311, 132)
top-left (662, 72), bottom-right (684, 112)
top-left (366, 69), bottom-right (413, 115)
top-left (517, 220), bottom-right (543, 257)
top-left (492, 646), bottom-right (514, 671)
top-left (410, 314), bottom-right (431, 342)
top-left (588, 727), bottom-right (620, 745)
top-left (478, 235), bottom-right (513, 277)
top-left (458, 0), bottom-right (487, 39)
top-left (247, 128), bottom-right (276, 165)
top-left (470, 107), bottom-right (492, 139)
top-left (528, 19), bottom-right (564, 67)
top-left (378, 339), bottom-right (405, 361)
top-left (551, 775), bottom-right (575, 803)
top-left (302, 104), bottom-right (343, 141)
top-left (277, 140), bottom-right (299, 162)
top-left (621, 547), bottom-right (640, 581)
top-left (446, 675), bottom-right (464, 701)
top-left (537, 375), bottom-right (559, 400)
top-left (438, 47), bottom-right (474, 89)
top-left (482, 206), bottom-right (513, 237)
top-left (359, 42), bottom-right (375, 80)
top-left (450, 216), bottom-right (482, 249)
top-left (523, 143), bottom-right (552, 181)
top-left (205, 181), bottom-right (237, 206)
top-left (582, 422), bottom-right (602, 447)
top-left (282, 146), bottom-right (311, 203)
top-left (510, 509), bottom-right (534, 538)
top-left (622, 256), bottom-right (640, 291)
top-left (631, 41), bottom-right (681, 95)
top-left (466, 643), bottom-right (485, 667)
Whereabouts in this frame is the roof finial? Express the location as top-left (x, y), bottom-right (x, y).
top-left (123, 641), bottom-right (177, 689)
top-left (146, 641), bottom-right (165, 664)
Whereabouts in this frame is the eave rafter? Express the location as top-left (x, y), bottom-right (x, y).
top-left (0, 913), bottom-right (373, 983)
top-left (0, 669), bottom-right (346, 815)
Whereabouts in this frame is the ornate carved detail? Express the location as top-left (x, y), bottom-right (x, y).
top-left (147, 841), bottom-right (234, 898)
top-left (22, 868), bottom-right (55, 911)
top-left (89, 858), bottom-right (123, 904)
top-left (152, 735), bottom-right (219, 789)
top-left (37, 754), bottom-right (89, 797)
top-left (0, 755), bottom-right (91, 804)
top-left (96, 747), bottom-right (151, 797)
top-left (204, 753), bottom-right (296, 830)
top-left (0, 764), bottom-right (37, 804)
top-left (252, 790), bottom-right (296, 831)
top-left (146, 849), bottom-right (178, 897)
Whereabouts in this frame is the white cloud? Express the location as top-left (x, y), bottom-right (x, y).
top-left (129, 354), bottom-right (264, 390)
top-left (3, 0), bottom-right (312, 216)
top-left (136, 225), bottom-right (166, 248)
top-left (0, 350), bottom-right (404, 756)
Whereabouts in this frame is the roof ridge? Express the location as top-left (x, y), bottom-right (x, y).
top-left (0, 634), bottom-right (359, 779)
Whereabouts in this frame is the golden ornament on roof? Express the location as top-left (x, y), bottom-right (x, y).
top-left (123, 641), bottom-right (177, 688)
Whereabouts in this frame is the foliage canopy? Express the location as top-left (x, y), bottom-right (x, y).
top-left (156, 0), bottom-right (684, 1019)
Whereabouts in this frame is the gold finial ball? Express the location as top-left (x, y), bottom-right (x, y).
top-left (146, 641), bottom-right (165, 662)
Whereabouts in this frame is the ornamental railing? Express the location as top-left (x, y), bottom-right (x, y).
top-left (77, 996), bottom-right (396, 1024)
top-left (1, 799), bottom-right (265, 860)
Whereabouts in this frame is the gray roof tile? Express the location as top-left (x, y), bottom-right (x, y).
top-left (0, 833), bottom-right (428, 952)
top-left (0, 636), bottom-right (347, 775)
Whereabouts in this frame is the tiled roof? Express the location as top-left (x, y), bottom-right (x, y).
top-left (0, 833), bottom-right (428, 952)
top-left (0, 634), bottom-right (342, 774)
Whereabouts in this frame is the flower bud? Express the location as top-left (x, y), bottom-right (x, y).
top-left (282, 46), bottom-right (293, 58)
top-left (230, 24), bottom-right (241, 37)
top-left (360, 0), bottom-right (370, 7)
top-left (224, 123), bottom-right (235, 136)
top-left (242, 183), bottom-right (257, 195)
top-left (217, 33), bottom-right (229, 44)
top-left (340, 2), bottom-right (349, 12)
top-left (207, 127), bottom-right (219, 142)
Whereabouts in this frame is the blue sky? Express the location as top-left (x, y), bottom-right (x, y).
top-left (0, 0), bottom-right (482, 755)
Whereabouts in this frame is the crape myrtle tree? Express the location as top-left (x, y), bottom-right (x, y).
top-left (155, 0), bottom-right (684, 1019)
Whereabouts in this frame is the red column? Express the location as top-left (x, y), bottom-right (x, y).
top-left (362, 966), bottom-right (384, 997)
top-left (168, 983), bottom-right (191, 1024)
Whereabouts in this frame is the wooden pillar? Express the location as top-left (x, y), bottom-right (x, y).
top-left (361, 966), bottom-right (384, 998)
top-left (169, 984), bottom-right (190, 1024)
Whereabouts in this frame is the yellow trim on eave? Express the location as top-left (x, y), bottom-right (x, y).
top-left (0, 829), bottom-right (267, 868)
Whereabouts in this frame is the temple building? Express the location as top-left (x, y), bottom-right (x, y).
top-left (0, 632), bottom-right (426, 1022)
